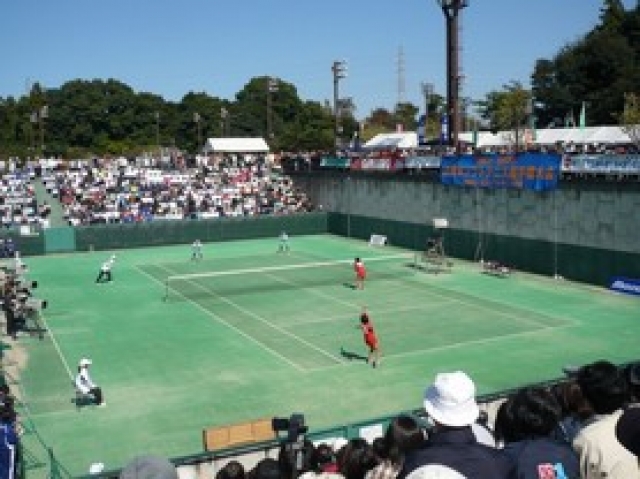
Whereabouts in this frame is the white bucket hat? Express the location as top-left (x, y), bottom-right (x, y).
top-left (406, 465), bottom-right (466, 479)
top-left (79, 358), bottom-right (92, 367)
top-left (424, 371), bottom-right (479, 427)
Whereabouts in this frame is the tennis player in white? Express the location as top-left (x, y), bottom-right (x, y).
top-left (191, 240), bottom-right (203, 261)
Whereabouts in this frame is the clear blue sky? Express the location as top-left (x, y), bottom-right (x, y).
top-left (1, 0), bottom-right (636, 119)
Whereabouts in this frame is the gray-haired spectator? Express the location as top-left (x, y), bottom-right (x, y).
top-left (119, 455), bottom-right (178, 479)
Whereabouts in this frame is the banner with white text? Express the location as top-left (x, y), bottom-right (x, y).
top-left (440, 153), bottom-right (562, 191)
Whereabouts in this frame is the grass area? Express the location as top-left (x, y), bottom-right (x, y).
top-left (10, 234), bottom-right (640, 477)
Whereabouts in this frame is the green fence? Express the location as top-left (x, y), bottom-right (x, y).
top-left (6, 211), bottom-right (639, 287)
top-left (1, 214), bottom-right (326, 257)
top-left (327, 212), bottom-right (640, 287)
top-left (0, 231), bottom-right (45, 256)
top-left (74, 213), bottom-right (327, 251)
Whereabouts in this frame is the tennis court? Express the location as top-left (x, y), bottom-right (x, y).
top-left (11, 234), bottom-right (640, 477)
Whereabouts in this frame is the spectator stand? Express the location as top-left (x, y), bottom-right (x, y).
top-left (48, 155), bottom-right (313, 227)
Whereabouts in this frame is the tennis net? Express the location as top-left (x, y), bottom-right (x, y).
top-left (163, 254), bottom-right (414, 301)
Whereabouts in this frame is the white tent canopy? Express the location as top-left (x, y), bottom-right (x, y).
top-left (363, 132), bottom-right (418, 150)
top-left (203, 137), bottom-right (269, 154)
top-left (459, 126), bottom-right (633, 148)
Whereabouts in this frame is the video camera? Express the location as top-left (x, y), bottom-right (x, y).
top-left (273, 414), bottom-right (308, 476)
top-left (272, 414), bottom-right (307, 443)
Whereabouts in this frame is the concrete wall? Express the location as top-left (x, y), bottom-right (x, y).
top-left (295, 174), bottom-right (640, 254)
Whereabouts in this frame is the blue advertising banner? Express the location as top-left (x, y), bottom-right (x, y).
top-left (440, 153), bottom-right (561, 191)
top-left (609, 277), bottom-right (640, 297)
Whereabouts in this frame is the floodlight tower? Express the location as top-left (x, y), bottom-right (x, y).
top-left (437, 0), bottom-right (468, 151)
top-left (332, 60), bottom-right (347, 149)
top-left (266, 77), bottom-right (279, 142)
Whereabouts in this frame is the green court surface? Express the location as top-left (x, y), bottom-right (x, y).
top-left (11, 234), bottom-right (640, 477)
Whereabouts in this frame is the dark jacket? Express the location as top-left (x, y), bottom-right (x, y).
top-left (504, 438), bottom-right (580, 479)
top-left (398, 426), bottom-right (513, 479)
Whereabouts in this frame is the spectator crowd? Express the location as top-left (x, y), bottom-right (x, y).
top-left (41, 154), bottom-right (313, 226)
top-left (145, 359), bottom-right (640, 479)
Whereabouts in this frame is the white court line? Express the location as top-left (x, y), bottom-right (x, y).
top-left (181, 277), bottom-right (345, 365)
top-left (277, 301), bottom-right (455, 327)
top-left (135, 264), bottom-right (306, 371)
top-left (307, 323), bottom-right (576, 372)
top-left (34, 313), bottom-right (75, 380)
top-left (166, 254), bottom-right (410, 281)
top-left (400, 275), bottom-right (578, 330)
top-left (263, 272), bottom-right (359, 310)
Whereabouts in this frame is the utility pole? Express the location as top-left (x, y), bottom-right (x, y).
top-left (332, 60), bottom-right (347, 150)
top-left (437, 0), bottom-right (468, 152)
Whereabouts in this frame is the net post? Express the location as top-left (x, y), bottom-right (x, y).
top-left (164, 276), bottom-right (169, 301)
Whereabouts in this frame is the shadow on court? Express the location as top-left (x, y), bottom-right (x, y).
top-left (340, 348), bottom-right (368, 362)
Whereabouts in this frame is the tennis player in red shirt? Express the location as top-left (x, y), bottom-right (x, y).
top-left (354, 257), bottom-right (366, 290)
top-left (360, 307), bottom-right (380, 368)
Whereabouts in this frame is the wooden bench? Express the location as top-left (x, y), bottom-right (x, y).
top-left (203, 418), bottom-right (276, 451)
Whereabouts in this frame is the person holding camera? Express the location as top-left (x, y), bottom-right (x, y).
top-left (2, 281), bottom-right (19, 340)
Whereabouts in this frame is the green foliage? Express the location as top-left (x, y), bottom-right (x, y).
top-left (531, 0), bottom-right (640, 127)
top-left (5, 1), bottom-right (640, 158)
top-left (478, 81), bottom-right (531, 136)
top-left (0, 76), bottom-right (337, 157)
top-left (620, 92), bottom-right (640, 146)
top-left (394, 102), bottom-right (419, 132)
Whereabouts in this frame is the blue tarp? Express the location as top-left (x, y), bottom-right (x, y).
top-left (440, 153), bottom-right (562, 191)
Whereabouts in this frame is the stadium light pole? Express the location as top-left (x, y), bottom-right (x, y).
top-left (220, 107), bottom-right (228, 136)
top-left (437, 0), bottom-right (468, 152)
top-left (39, 105), bottom-right (48, 156)
top-left (266, 77), bottom-right (279, 143)
top-left (193, 112), bottom-right (202, 153)
top-left (421, 82), bottom-right (434, 141)
top-left (154, 111), bottom-right (160, 158)
top-left (332, 60), bottom-right (347, 150)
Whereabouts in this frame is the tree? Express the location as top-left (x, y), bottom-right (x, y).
top-left (393, 102), bottom-right (419, 132)
top-left (478, 81), bottom-right (532, 148)
top-left (531, 0), bottom-right (640, 127)
top-left (365, 108), bottom-right (395, 131)
top-left (620, 92), bottom-right (640, 147)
